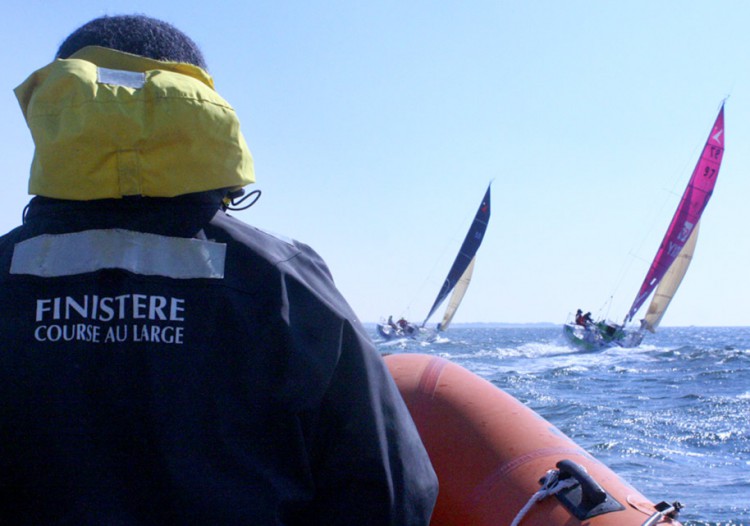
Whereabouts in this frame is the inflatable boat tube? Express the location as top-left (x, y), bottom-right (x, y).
top-left (384, 353), bottom-right (683, 526)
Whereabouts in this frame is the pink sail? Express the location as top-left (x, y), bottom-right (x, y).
top-left (625, 104), bottom-right (725, 323)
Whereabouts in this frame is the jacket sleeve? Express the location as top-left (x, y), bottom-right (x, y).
top-left (313, 321), bottom-right (438, 525)
top-left (279, 248), bottom-right (438, 525)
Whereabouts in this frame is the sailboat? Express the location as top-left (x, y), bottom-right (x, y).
top-left (564, 103), bottom-right (725, 350)
top-left (377, 184), bottom-right (491, 340)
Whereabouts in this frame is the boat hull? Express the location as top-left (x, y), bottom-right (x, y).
top-left (563, 322), bottom-right (644, 350)
top-left (384, 353), bottom-right (681, 526)
top-left (376, 322), bottom-right (425, 341)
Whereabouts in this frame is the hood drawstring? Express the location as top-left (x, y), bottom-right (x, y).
top-left (224, 189), bottom-right (262, 212)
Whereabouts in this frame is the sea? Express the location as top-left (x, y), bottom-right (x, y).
top-left (371, 325), bottom-right (750, 526)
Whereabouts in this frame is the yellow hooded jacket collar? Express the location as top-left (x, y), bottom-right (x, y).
top-left (15, 46), bottom-right (254, 200)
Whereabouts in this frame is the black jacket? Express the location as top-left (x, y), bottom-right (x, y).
top-left (0, 193), bottom-right (438, 525)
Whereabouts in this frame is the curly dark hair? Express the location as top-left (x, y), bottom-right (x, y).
top-left (56, 14), bottom-right (207, 69)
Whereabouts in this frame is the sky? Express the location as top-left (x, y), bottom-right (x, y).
top-left (1, 1), bottom-right (749, 327)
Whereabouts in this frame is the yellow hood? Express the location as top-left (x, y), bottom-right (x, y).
top-left (15, 46), bottom-right (254, 200)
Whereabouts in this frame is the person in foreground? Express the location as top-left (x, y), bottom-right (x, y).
top-left (0, 14), bottom-right (437, 525)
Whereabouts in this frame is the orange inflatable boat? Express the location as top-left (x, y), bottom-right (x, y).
top-left (384, 353), bottom-right (683, 526)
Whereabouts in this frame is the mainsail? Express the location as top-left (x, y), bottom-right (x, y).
top-left (422, 185), bottom-right (491, 327)
top-left (625, 104), bottom-right (725, 324)
top-left (641, 222), bottom-right (699, 332)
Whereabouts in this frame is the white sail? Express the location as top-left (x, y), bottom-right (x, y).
top-left (438, 257), bottom-right (476, 331)
top-left (642, 222), bottom-right (700, 332)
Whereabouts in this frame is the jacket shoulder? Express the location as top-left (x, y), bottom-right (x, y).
top-left (208, 212), bottom-right (334, 279)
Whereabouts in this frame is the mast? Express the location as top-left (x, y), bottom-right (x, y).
top-left (625, 103), bottom-right (725, 324)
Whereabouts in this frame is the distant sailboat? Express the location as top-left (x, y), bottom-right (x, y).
top-left (378, 185), bottom-right (491, 339)
top-left (565, 103), bottom-right (725, 349)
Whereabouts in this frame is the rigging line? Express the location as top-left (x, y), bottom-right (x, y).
top-left (396, 224), bottom-right (454, 321)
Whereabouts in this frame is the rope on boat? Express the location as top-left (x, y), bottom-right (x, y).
top-left (640, 501), bottom-right (683, 526)
top-left (509, 469), bottom-right (578, 526)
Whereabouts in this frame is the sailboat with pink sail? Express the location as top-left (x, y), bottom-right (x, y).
top-left (565, 103), bottom-right (726, 349)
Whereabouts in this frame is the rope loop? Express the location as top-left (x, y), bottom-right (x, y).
top-left (509, 469), bottom-right (578, 526)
